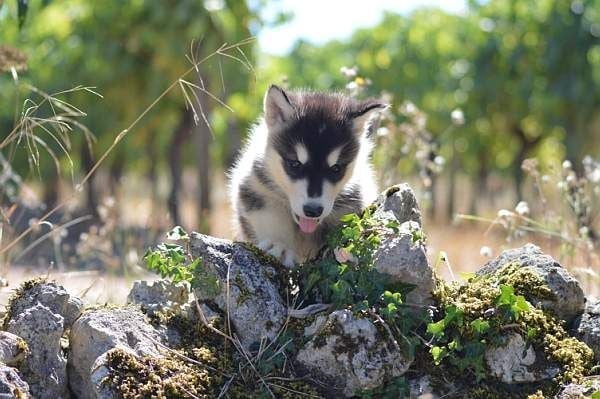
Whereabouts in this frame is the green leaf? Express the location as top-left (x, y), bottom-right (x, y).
top-left (591, 390), bottom-right (600, 399)
top-left (430, 346), bottom-right (447, 364)
top-left (497, 284), bottom-right (516, 306)
top-left (427, 319), bottom-right (446, 337)
top-left (470, 319), bottom-right (490, 334)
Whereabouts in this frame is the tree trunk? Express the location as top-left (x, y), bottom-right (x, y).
top-left (80, 142), bottom-right (98, 218)
top-left (194, 74), bottom-right (213, 233)
top-left (168, 109), bottom-right (193, 226)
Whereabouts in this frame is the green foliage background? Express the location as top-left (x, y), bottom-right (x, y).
top-left (1, 0), bottom-right (599, 216)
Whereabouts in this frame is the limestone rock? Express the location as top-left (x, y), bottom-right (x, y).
top-left (189, 233), bottom-right (287, 348)
top-left (556, 375), bottom-right (600, 399)
top-left (575, 299), bottom-right (600, 362)
top-left (6, 304), bottom-right (68, 399)
top-left (484, 333), bottom-right (559, 384)
top-left (478, 244), bottom-right (585, 323)
top-left (68, 307), bottom-right (164, 399)
top-left (296, 309), bottom-right (413, 397)
top-left (126, 279), bottom-right (189, 316)
top-left (372, 220), bottom-right (433, 305)
top-left (0, 331), bottom-right (28, 368)
top-left (0, 364), bottom-right (30, 398)
top-left (4, 281), bottom-right (83, 329)
top-left (372, 183), bottom-right (422, 225)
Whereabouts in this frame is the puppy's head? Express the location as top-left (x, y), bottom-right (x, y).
top-left (262, 85), bottom-right (387, 234)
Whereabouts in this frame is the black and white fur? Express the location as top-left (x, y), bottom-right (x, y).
top-left (229, 85), bottom-right (386, 267)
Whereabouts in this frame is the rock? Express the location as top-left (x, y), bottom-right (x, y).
top-left (296, 309), bottom-right (413, 397)
top-left (477, 244), bottom-right (585, 323)
top-left (88, 347), bottom-right (135, 399)
top-left (0, 332), bottom-right (28, 368)
top-left (575, 299), bottom-right (600, 362)
top-left (372, 183), bottom-right (422, 225)
top-left (126, 279), bottom-right (189, 316)
top-left (407, 375), bottom-right (442, 399)
top-left (189, 233), bottom-right (287, 348)
top-left (556, 375), bottom-right (600, 399)
top-left (484, 333), bottom-right (559, 384)
top-left (372, 220), bottom-right (433, 305)
top-left (0, 364), bottom-right (30, 398)
top-left (68, 307), bottom-right (165, 399)
top-left (4, 281), bottom-right (83, 329)
top-left (6, 304), bottom-right (68, 399)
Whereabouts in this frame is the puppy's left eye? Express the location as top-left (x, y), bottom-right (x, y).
top-left (330, 164), bottom-right (341, 174)
top-left (286, 159), bottom-right (302, 169)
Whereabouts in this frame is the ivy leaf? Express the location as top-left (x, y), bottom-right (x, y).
top-left (497, 284), bottom-right (516, 306)
top-left (430, 346), bottom-right (447, 364)
top-left (470, 319), bottom-right (490, 334)
top-left (427, 319), bottom-right (446, 337)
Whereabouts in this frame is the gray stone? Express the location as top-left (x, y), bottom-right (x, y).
top-left (189, 233), bottom-right (287, 348)
top-left (126, 279), bottom-right (189, 316)
top-left (372, 183), bottom-right (422, 225)
top-left (88, 347), bottom-right (133, 399)
top-left (68, 307), bottom-right (165, 399)
top-left (556, 375), bottom-right (600, 399)
top-left (4, 281), bottom-right (83, 329)
top-left (575, 299), bottom-right (600, 362)
top-left (484, 333), bottom-right (559, 384)
top-left (6, 304), bottom-right (68, 399)
top-left (372, 220), bottom-right (433, 306)
top-left (0, 332), bottom-right (27, 368)
top-left (296, 310), bottom-right (413, 397)
top-left (0, 364), bottom-right (30, 398)
top-left (477, 244), bottom-right (585, 323)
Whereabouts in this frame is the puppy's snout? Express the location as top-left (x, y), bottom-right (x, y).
top-left (303, 204), bottom-right (323, 218)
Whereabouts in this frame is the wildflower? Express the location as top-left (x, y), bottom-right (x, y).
top-left (541, 175), bottom-right (550, 183)
top-left (400, 101), bottom-right (417, 116)
top-left (340, 66), bottom-right (358, 79)
top-left (562, 160), bottom-right (572, 170)
top-left (480, 246), bottom-right (492, 257)
top-left (434, 155), bottom-right (446, 167)
top-left (376, 126), bottom-right (390, 137)
top-left (497, 209), bottom-right (513, 219)
top-left (579, 226), bottom-right (589, 238)
top-left (515, 201), bottom-right (530, 217)
top-left (334, 247), bottom-right (357, 264)
top-left (450, 109), bottom-right (465, 126)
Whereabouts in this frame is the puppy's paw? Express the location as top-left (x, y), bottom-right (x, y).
top-left (257, 240), bottom-right (298, 268)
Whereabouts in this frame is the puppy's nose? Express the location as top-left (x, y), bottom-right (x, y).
top-left (303, 204), bottom-right (323, 218)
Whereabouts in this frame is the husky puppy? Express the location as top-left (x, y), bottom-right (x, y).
top-left (229, 85), bottom-right (386, 267)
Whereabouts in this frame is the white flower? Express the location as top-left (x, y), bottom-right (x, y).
top-left (562, 160), bottom-right (572, 170)
top-left (557, 181), bottom-right (566, 190)
top-left (515, 201), bottom-right (530, 217)
top-left (376, 126), bottom-right (390, 137)
top-left (497, 209), bottom-right (513, 219)
top-left (334, 247), bottom-right (357, 264)
top-left (480, 246), bottom-right (492, 257)
top-left (579, 226), bottom-right (589, 237)
top-left (434, 156), bottom-right (446, 166)
top-left (541, 175), bottom-right (550, 183)
top-left (450, 109), bottom-right (465, 126)
top-left (340, 66), bottom-right (358, 79)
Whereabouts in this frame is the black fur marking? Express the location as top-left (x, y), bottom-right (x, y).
top-left (239, 181), bottom-right (265, 211)
top-left (238, 215), bottom-right (256, 240)
top-left (333, 184), bottom-right (363, 214)
top-left (269, 91), bottom-right (380, 198)
top-left (252, 159), bottom-right (277, 190)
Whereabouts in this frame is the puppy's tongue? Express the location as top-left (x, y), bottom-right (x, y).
top-left (299, 217), bottom-right (318, 234)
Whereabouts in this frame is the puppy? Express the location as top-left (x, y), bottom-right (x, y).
top-left (229, 85), bottom-right (386, 267)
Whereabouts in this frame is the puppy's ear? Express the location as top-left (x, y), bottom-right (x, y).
top-left (264, 85), bottom-right (295, 130)
top-left (350, 100), bottom-right (388, 135)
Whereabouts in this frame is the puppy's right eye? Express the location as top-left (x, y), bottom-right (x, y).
top-left (285, 159), bottom-right (302, 169)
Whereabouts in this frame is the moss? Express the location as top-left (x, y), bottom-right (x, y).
top-left (430, 261), bottom-right (594, 396)
top-left (104, 348), bottom-right (218, 398)
top-left (233, 274), bottom-right (252, 306)
top-left (237, 241), bottom-right (280, 267)
top-left (1, 277), bottom-right (46, 329)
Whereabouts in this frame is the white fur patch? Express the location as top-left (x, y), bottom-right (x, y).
top-left (295, 143), bottom-right (309, 164)
top-left (327, 147), bottom-right (343, 167)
